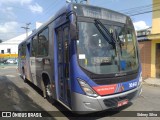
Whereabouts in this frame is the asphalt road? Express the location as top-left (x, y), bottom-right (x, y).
top-left (0, 66), bottom-right (160, 120)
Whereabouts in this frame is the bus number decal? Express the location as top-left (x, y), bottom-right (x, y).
top-left (129, 82), bottom-right (137, 88)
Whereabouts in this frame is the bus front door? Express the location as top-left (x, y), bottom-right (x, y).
top-left (56, 25), bottom-right (71, 107)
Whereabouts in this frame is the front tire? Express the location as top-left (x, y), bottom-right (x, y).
top-left (43, 80), bottom-right (55, 104)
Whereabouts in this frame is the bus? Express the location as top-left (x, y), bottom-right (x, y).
top-left (18, 3), bottom-right (142, 113)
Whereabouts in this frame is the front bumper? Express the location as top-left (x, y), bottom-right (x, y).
top-left (71, 85), bottom-right (142, 114)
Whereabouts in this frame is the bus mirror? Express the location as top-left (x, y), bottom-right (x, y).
top-left (70, 23), bottom-right (79, 40)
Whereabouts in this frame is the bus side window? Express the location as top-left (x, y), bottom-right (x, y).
top-left (31, 36), bottom-right (38, 57)
top-left (38, 28), bottom-right (49, 56)
top-left (63, 27), bottom-right (69, 78)
top-left (18, 48), bottom-right (21, 57)
top-left (18, 47), bottom-right (21, 59)
top-left (21, 44), bottom-right (26, 58)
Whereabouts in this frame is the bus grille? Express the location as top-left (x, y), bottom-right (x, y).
top-left (81, 67), bottom-right (138, 85)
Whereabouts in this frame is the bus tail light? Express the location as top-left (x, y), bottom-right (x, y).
top-left (78, 79), bottom-right (98, 97)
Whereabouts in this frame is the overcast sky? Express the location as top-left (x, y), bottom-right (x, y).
top-left (0, 0), bottom-right (152, 41)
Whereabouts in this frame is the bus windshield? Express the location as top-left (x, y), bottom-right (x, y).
top-left (76, 21), bottom-right (138, 74)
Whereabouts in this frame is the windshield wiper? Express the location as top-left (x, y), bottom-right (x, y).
top-left (114, 29), bottom-right (123, 55)
top-left (94, 19), bottom-right (116, 48)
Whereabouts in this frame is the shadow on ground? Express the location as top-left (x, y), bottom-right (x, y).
top-left (0, 76), bottom-right (55, 120)
top-left (51, 101), bottom-right (132, 120)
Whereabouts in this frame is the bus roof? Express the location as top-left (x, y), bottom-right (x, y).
top-left (34, 3), bottom-right (129, 31)
top-left (71, 3), bottom-right (128, 23)
top-left (20, 3), bottom-right (130, 44)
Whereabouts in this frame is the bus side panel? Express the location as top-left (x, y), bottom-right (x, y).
top-left (35, 22), bottom-right (56, 100)
top-left (53, 23), bottom-right (59, 100)
top-left (25, 43), bottom-right (32, 82)
top-left (30, 57), bottom-right (37, 85)
top-left (18, 45), bottom-right (23, 76)
top-left (35, 57), bottom-right (43, 88)
top-left (70, 41), bottom-right (85, 94)
top-left (48, 22), bottom-right (56, 99)
top-left (18, 46), bottom-right (23, 75)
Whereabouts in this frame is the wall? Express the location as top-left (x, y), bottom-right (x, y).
top-left (151, 39), bottom-right (160, 77)
top-left (138, 41), bottom-right (151, 79)
top-left (0, 44), bottom-right (18, 54)
top-left (150, 0), bottom-right (160, 77)
top-left (152, 0), bottom-right (160, 34)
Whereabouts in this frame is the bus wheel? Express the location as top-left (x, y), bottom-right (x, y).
top-left (43, 79), bottom-right (55, 104)
top-left (46, 84), bottom-right (52, 98)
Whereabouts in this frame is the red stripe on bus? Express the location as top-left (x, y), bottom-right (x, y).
top-left (93, 84), bottom-right (117, 95)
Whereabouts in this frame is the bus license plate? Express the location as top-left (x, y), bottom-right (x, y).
top-left (117, 99), bottom-right (128, 107)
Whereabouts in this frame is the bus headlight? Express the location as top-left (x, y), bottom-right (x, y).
top-left (138, 72), bottom-right (142, 86)
top-left (78, 78), bottom-right (98, 97)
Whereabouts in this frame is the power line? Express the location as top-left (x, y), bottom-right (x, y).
top-left (23, 0), bottom-right (59, 24)
top-left (119, 2), bottom-right (160, 16)
top-left (0, 32), bottom-right (24, 34)
top-left (1, 1), bottom-right (159, 26)
top-left (0, 19), bottom-right (32, 24)
top-left (120, 2), bottom-right (160, 12)
top-left (0, 1), bottom-right (57, 24)
top-left (129, 9), bottom-right (160, 16)
top-left (124, 4), bottom-right (160, 15)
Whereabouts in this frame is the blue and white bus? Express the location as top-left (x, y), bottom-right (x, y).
top-left (18, 3), bottom-right (142, 113)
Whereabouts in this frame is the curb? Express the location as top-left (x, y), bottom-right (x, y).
top-left (142, 81), bottom-right (160, 87)
top-left (0, 66), bottom-right (17, 69)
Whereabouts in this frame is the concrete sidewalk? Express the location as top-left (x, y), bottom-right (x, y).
top-left (0, 66), bottom-right (17, 69)
top-left (143, 78), bottom-right (160, 87)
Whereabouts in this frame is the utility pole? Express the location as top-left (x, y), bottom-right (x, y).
top-left (21, 23), bottom-right (31, 38)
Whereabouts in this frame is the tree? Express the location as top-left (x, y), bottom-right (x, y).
top-left (0, 39), bottom-right (3, 43)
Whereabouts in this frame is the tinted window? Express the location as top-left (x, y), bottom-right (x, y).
top-left (38, 28), bottom-right (49, 56)
top-left (31, 36), bottom-right (38, 57)
top-left (63, 27), bottom-right (69, 78)
top-left (21, 44), bottom-right (26, 58)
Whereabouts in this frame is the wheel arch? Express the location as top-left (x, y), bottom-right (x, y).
top-left (41, 72), bottom-right (51, 85)
top-left (41, 71), bottom-right (53, 98)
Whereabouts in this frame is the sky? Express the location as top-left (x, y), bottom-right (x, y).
top-left (0, 0), bottom-right (153, 41)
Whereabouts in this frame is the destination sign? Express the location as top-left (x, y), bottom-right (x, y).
top-left (73, 4), bottom-right (127, 23)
